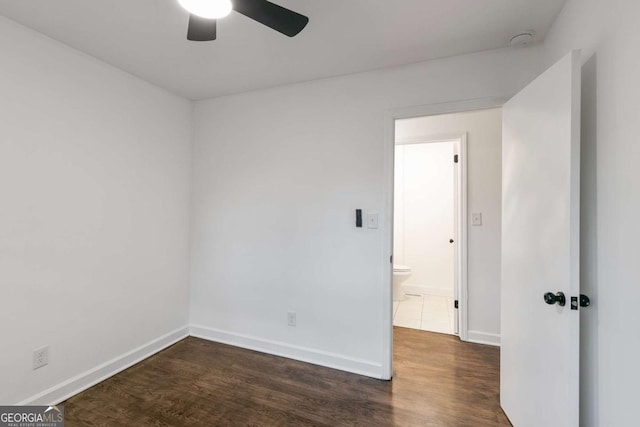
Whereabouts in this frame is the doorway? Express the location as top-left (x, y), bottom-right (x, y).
top-left (382, 101), bottom-right (505, 380)
top-left (392, 137), bottom-right (462, 335)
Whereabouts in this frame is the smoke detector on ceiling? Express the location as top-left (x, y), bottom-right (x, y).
top-left (510, 31), bottom-right (535, 47)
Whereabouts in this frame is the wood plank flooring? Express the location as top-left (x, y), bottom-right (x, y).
top-left (62, 327), bottom-right (511, 426)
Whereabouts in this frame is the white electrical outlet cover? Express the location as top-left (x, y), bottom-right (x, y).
top-left (287, 312), bottom-right (296, 327)
top-left (33, 346), bottom-right (49, 370)
top-left (472, 213), bottom-right (483, 226)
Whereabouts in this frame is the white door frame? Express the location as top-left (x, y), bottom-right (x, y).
top-left (395, 134), bottom-right (466, 335)
top-left (382, 97), bottom-right (507, 380)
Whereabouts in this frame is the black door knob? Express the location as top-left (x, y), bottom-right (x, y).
top-left (449, 239), bottom-right (454, 243)
top-left (544, 292), bottom-right (566, 306)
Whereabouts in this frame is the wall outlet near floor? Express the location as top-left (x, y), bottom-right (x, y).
top-left (287, 312), bottom-right (297, 327)
top-left (472, 213), bottom-right (483, 226)
top-left (33, 346), bottom-right (49, 370)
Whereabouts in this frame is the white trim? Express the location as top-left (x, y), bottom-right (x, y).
top-left (190, 325), bottom-right (383, 379)
top-left (16, 326), bottom-right (190, 406)
top-left (396, 133), bottom-right (465, 145)
top-left (384, 97), bottom-right (507, 377)
top-left (388, 97), bottom-right (507, 121)
top-left (458, 134), bottom-right (469, 341)
top-left (382, 108), bottom-right (395, 380)
top-left (467, 331), bottom-right (501, 347)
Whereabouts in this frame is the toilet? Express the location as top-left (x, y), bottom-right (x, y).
top-left (393, 264), bottom-right (412, 301)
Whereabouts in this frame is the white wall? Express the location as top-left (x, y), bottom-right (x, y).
top-left (190, 48), bottom-right (541, 376)
top-left (394, 142), bottom-right (455, 296)
top-left (542, 1), bottom-right (640, 425)
top-left (395, 109), bottom-right (503, 339)
top-left (0, 17), bottom-right (192, 404)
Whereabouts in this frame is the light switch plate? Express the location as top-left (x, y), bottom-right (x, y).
top-left (472, 213), bottom-right (483, 226)
top-left (367, 212), bottom-right (379, 229)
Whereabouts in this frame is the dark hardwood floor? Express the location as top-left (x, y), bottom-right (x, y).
top-left (63, 327), bottom-right (511, 426)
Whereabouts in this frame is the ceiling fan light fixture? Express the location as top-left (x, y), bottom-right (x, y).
top-left (178, 0), bottom-right (232, 19)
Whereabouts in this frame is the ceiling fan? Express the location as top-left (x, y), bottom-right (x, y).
top-left (177, 0), bottom-right (309, 41)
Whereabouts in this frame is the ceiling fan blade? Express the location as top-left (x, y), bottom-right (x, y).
top-left (232, 0), bottom-right (309, 37)
top-left (187, 14), bottom-right (217, 41)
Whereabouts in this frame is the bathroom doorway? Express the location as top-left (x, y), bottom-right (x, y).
top-left (392, 134), bottom-right (465, 336)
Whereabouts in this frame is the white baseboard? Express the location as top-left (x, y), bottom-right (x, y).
top-left (466, 330), bottom-right (501, 346)
top-left (17, 326), bottom-right (190, 406)
top-left (403, 284), bottom-right (454, 298)
top-left (190, 325), bottom-right (384, 379)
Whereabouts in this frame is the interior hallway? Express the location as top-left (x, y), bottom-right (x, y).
top-left (62, 328), bottom-right (510, 426)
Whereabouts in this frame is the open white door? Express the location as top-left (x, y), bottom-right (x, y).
top-left (501, 50), bottom-right (581, 427)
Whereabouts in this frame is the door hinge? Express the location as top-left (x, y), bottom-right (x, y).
top-left (454, 154), bottom-right (459, 163)
top-left (454, 300), bottom-right (459, 309)
top-left (390, 255), bottom-right (393, 264)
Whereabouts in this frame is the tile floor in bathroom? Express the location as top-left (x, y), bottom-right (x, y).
top-left (393, 294), bottom-right (456, 335)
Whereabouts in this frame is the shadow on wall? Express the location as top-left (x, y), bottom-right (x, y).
top-left (580, 53), bottom-right (599, 425)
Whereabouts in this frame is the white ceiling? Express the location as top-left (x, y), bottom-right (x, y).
top-left (0, 0), bottom-right (566, 100)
